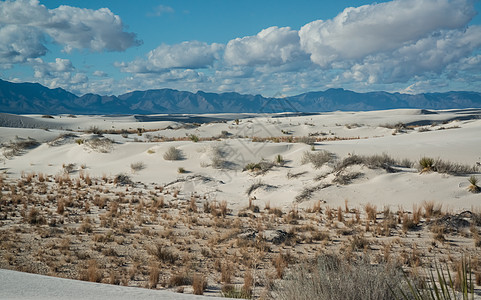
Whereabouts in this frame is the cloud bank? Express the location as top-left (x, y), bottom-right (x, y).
top-left (115, 0), bottom-right (480, 95)
top-left (0, 0), bottom-right (140, 63)
top-left (1, 0), bottom-right (480, 96)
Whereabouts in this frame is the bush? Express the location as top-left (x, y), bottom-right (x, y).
top-left (419, 157), bottom-right (477, 175)
top-left (163, 146), bottom-right (183, 160)
top-left (269, 254), bottom-right (408, 300)
top-left (85, 137), bottom-right (113, 153)
top-left (130, 161), bottom-right (145, 172)
top-left (301, 150), bottom-right (333, 169)
top-left (335, 153), bottom-right (402, 172)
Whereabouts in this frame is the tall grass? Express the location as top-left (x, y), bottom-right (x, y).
top-left (269, 254), bottom-right (408, 300)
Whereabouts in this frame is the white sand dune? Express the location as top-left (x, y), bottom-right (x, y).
top-left (1, 108), bottom-right (481, 298)
top-left (0, 269), bottom-right (217, 300)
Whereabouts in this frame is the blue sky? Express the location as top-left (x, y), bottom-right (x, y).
top-left (1, 0), bottom-right (481, 96)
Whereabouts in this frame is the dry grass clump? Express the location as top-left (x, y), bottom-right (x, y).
top-left (210, 144), bottom-right (229, 169)
top-left (301, 150), bottom-right (333, 169)
top-left (130, 161), bottom-right (145, 172)
top-left (269, 254), bottom-right (407, 300)
top-left (246, 180), bottom-right (275, 196)
top-left (80, 259), bottom-right (103, 283)
top-left (84, 137), bottom-right (113, 153)
top-left (419, 157), bottom-right (477, 175)
top-left (192, 273), bottom-right (207, 295)
top-left (163, 146), bottom-right (184, 160)
top-left (2, 138), bottom-right (39, 158)
top-left (334, 153), bottom-right (408, 172)
top-left (244, 160), bottom-right (275, 174)
top-left (147, 243), bottom-right (178, 264)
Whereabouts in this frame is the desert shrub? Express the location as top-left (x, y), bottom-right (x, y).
top-left (295, 183), bottom-right (330, 202)
top-left (335, 153), bottom-right (401, 172)
top-left (149, 263), bottom-right (160, 289)
top-left (433, 158), bottom-right (477, 175)
top-left (419, 157), bottom-right (477, 175)
top-left (48, 133), bottom-right (78, 147)
top-left (178, 167), bottom-right (186, 174)
top-left (333, 172), bottom-right (363, 185)
top-left (192, 274), bottom-right (207, 295)
top-left (130, 161), bottom-right (145, 172)
top-left (147, 243), bottom-right (178, 264)
top-left (297, 136), bottom-right (316, 145)
top-left (2, 138), bottom-right (39, 158)
top-left (301, 150), bottom-right (333, 169)
top-left (468, 175), bottom-right (480, 193)
top-left (26, 208), bottom-right (46, 225)
top-left (87, 126), bottom-right (102, 135)
top-left (163, 146), bottom-right (184, 160)
top-left (80, 260), bottom-right (102, 283)
top-left (269, 254), bottom-right (408, 300)
top-left (85, 137), bottom-right (113, 153)
top-left (62, 163), bottom-right (76, 174)
top-left (244, 160), bottom-right (274, 173)
top-left (41, 115), bottom-right (54, 119)
top-left (210, 144), bottom-right (230, 169)
top-left (190, 134), bottom-right (199, 142)
top-left (114, 174), bottom-right (132, 186)
top-left (221, 284), bottom-right (252, 299)
top-left (169, 271), bottom-right (192, 287)
top-left (246, 180), bottom-right (275, 196)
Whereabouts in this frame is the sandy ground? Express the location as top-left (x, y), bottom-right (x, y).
top-left (1, 108), bottom-right (480, 299)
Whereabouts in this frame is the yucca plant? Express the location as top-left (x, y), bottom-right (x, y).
top-left (467, 175), bottom-right (480, 193)
top-left (275, 154), bottom-right (284, 165)
top-left (419, 157), bottom-right (435, 173)
top-left (393, 257), bottom-right (474, 300)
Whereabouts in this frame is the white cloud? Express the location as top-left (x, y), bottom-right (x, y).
top-left (118, 41), bottom-right (224, 73)
top-left (149, 5), bottom-right (174, 16)
top-left (299, 0), bottom-right (476, 67)
top-left (224, 26), bottom-right (307, 67)
top-left (93, 70), bottom-right (108, 77)
top-left (30, 57), bottom-right (75, 78)
top-left (0, 25), bottom-right (46, 63)
top-left (0, 0), bottom-right (140, 63)
top-left (342, 26), bottom-right (481, 84)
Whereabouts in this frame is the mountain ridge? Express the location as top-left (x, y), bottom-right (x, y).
top-left (1, 79), bottom-right (481, 114)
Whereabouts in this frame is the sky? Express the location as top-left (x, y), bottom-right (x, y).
top-left (0, 0), bottom-right (481, 97)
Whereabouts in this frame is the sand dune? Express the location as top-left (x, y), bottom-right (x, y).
top-left (1, 108), bottom-right (480, 298)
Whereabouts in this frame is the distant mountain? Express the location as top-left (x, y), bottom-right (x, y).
top-left (1, 79), bottom-right (481, 114)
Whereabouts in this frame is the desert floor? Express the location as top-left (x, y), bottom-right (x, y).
top-left (0, 109), bottom-right (480, 298)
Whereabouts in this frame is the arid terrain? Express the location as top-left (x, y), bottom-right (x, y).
top-left (1, 109), bottom-right (481, 299)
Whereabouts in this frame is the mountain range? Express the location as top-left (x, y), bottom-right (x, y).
top-left (1, 79), bottom-right (481, 114)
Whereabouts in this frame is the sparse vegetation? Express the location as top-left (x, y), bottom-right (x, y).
top-left (301, 150), bottom-right (333, 169)
top-left (163, 146), bottom-right (184, 160)
top-left (270, 254), bottom-right (408, 300)
top-left (419, 157), bottom-right (477, 175)
top-left (130, 161), bottom-right (145, 172)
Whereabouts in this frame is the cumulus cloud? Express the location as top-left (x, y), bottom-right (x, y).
top-left (0, 0), bottom-right (140, 63)
top-left (0, 25), bottom-right (46, 63)
top-left (343, 26), bottom-right (481, 84)
top-left (117, 41), bottom-right (224, 73)
top-left (299, 0), bottom-right (476, 67)
top-left (224, 26), bottom-right (308, 67)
